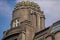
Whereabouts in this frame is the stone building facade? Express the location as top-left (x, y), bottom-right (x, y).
top-left (3, 1), bottom-right (60, 40)
top-left (34, 20), bottom-right (60, 40)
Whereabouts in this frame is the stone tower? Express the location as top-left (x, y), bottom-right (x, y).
top-left (3, 1), bottom-right (45, 40)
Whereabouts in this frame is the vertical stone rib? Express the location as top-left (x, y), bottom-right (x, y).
top-left (36, 14), bottom-right (40, 32)
top-left (30, 13), bottom-right (36, 32)
top-left (40, 15), bottom-right (45, 30)
top-left (18, 31), bottom-right (25, 40)
top-left (21, 31), bottom-right (25, 40)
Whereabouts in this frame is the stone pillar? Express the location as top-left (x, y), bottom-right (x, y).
top-left (18, 31), bottom-right (26, 40)
top-left (30, 13), bottom-right (36, 32)
top-left (40, 15), bottom-right (45, 30)
top-left (25, 26), bottom-right (34, 40)
top-left (21, 31), bottom-right (25, 40)
top-left (32, 14), bottom-right (36, 28)
top-left (36, 13), bottom-right (40, 32)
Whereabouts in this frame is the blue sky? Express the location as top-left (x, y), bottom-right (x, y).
top-left (0, 0), bottom-right (60, 40)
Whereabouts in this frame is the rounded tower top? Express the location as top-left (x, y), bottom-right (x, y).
top-left (14, 1), bottom-right (40, 11)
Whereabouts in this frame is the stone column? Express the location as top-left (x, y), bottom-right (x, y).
top-left (32, 14), bottom-right (36, 28)
top-left (21, 31), bottom-right (25, 40)
top-left (36, 13), bottom-right (40, 32)
top-left (30, 13), bottom-right (36, 32)
top-left (18, 31), bottom-right (26, 40)
top-left (40, 15), bottom-right (45, 30)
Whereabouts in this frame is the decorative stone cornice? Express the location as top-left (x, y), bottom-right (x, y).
top-left (52, 20), bottom-right (60, 27)
top-left (15, 1), bottom-right (39, 8)
top-left (3, 27), bottom-right (21, 40)
top-left (13, 1), bottom-right (40, 12)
